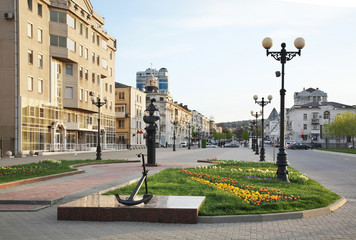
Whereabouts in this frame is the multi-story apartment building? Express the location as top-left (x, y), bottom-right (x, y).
top-left (136, 67), bottom-right (169, 94)
top-left (115, 83), bottom-right (146, 149)
top-left (286, 88), bottom-right (356, 146)
top-left (0, 0), bottom-right (116, 156)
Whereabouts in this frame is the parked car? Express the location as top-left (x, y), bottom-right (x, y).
top-left (289, 142), bottom-right (311, 150)
top-left (224, 142), bottom-right (239, 148)
top-left (206, 143), bottom-right (217, 148)
top-left (308, 142), bottom-right (322, 149)
top-left (180, 142), bottom-right (187, 147)
top-left (286, 141), bottom-right (298, 149)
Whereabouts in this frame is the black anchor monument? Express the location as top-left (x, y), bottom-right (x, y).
top-left (115, 99), bottom-right (160, 206)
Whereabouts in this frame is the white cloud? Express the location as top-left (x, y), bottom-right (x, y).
top-left (278, 0), bottom-right (356, 8)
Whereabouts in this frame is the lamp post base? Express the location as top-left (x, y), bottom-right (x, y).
top-left (260, 147), bottom-right (265, 162)
top-left (96, 145), bottom-right (102, 160)
top-left (276, 150), bottom-right (289, 182)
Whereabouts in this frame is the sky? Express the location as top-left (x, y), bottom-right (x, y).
top-left (91, 0), bottom-right (356, 123)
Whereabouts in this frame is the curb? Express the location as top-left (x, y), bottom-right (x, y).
top-left (198, 197), bottom-right (347, 223)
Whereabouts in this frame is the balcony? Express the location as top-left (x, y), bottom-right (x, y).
top-left (65, 122), bottom-right (79, 130)
top-left (311, 118), bottom-right (319, 124)
top-left (116, 112), bottom-right (126, 118)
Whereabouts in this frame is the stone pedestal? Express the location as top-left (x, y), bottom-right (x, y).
top-left (58, 194), bottom-right (205, 224)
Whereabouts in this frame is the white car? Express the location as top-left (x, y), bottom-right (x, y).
top-left (181, 142), bottom-right (187, 147)
top-left (206, 143), bottom-right (217, 148)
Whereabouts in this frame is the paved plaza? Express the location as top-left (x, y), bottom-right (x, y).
top-left (0, 146), bottom-right (355, 239)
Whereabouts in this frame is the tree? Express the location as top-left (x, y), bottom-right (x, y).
top-left (324, 111), bottom-right (356, 148)
top-left (241, 130), bottom-right (250, 141)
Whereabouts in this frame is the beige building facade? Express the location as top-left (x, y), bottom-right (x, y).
top-left (115, 83), bottom-right (146, 149)
top-left (0, 0), bottom-right (117, 156)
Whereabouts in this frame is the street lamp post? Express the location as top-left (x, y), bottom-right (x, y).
top-left (91, 94), bottom-right (107, 160)
top-left (188, 123), bottom-right (191, 150)
top-left (253, 95), bottom-right (272, 162)
top-left (197, 127), bottom-right (201, 148)
top-left (251, 111), bottom-right (261, 155)
top-left (262, 37), bottom-right (305, 182)
top-left (249, 120), bottom-right (255, 151)
top-left (173, 121), bottom-right (177, 151)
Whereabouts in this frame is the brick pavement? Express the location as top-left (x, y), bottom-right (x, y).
top-left (0, 147), bottom-right (355, 239)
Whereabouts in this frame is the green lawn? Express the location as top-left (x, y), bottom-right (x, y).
top-left (319, 148), bottom-right (356, 154)
top-left (0, 159), bottom-right (127, 184)
top-left (105, 161), bottom-right (340, 216)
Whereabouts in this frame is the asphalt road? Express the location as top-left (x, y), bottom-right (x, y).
top-left (0, 146), bottom-right (355, 240)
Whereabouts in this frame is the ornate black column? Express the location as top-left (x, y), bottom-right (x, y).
top-left (143, 99), bottom-right (160, 166)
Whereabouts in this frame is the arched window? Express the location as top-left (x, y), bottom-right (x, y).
top-left (323, 111), bottom-right (330, 119)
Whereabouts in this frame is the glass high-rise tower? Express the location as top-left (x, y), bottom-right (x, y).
top-left (136, 67), bottom-right (169, 93)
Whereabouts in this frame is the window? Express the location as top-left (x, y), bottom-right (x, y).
top-left (102, 59), bottom-right (107, 69)
top-left (109, 84), bottom-right (112, 93)
top-left (105, 83), bottom-right (108, 92)
top-left (50, 10), bottom-right (66, 23)
top-left (37, 3), bottom-right (42, 16)
top-left (28, 50), bottom-right (33, 64)
top-left (67, 38), bottom-right (76, 52)
top-left (324, 111), bottom-right (330, 120)
top-left (118, 92), bottom-right (124, 100)
top-left (85, 27), bottom-right (88, 38)
top-left (50, 35), bottom-right (66, 47)
top-left (110, 67), bottom-right (113, 77)
top-left (117, 120), bottom-right (125, 128)
top-left (38, 54), bottom-right (43, 68)
top-left (79, 22), bottom-right (83, 35)
top-left (97, 55), bottom-right (100, 65)
top-left (92, 72), bottom-right (95, 83)
top-left (28, 76), bottom-right (33, 91)
top-left (110, 51), bottom-right (113, 60)
top-left (27, 23), bottom-right (33, 38)
top-left (79, 45), bottom-right (83, 56)
top-left (97, 74), bottom-right (100, 85)
top-left (85, 69), bottom-right (88, 80)
top-left (79, 66), bottom-right (83, 79)
top-left (27, 0), bottom-right (32, 10)
top-left (67, 15), bottom-right (76, 29)
top-left (39, 108), bottom-right (44, 118)
top-left (92, 32), bottom-right (95, 43)
top-left (303, 114), bottom-right (307, 120)
top-left (38, 79), bottom-right (43, 93)
top-left (85, 48), bottom-right (88, 59)
top-left (102, 40), bottom-right (107, 50)
top-left (85, 90), bottom-right (88, 102)
top-left (312, 112), bottom-right (318, 119)
top-left (37, 28), bottom-right (43, 42)
top-left (92, 52), bottom-right (95, 63)
top-left (80, 88), bottom-right (83, 101)
top-left (96, 35), bottom-right (100, 46)
top-left (65, 64), bottom-right (73, 75)
top-left (65, 87), bottom-right (73, 99)
top-left (303, 124), bottom-right (307, 130)
top-left (116, 106), bottom-right (125, 112)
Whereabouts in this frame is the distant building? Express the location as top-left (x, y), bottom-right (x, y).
top-left (136, 67), bottom-right (169, 94)
top-left (286, 88), bottom-right (356, 147)
top-left (265, 108), bottom-right (280, 141)
top-left (115, 83), bottom-right (146, 149)
top-left (294, 87), bottom-right (327, 106)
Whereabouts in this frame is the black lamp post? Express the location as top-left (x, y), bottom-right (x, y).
top-left (253, 95), bottom-right (272, 162)
top-left (197, 127), bottom-right (201, 148)
top-left (249, 120), bottom-right (255, 151)
top-left (262, 37), bottom-right (305, 182)
top-left (173, 121), bottom-right (177, 151)
top-left (143, 99), bottom-right (160, 166)
top-left (91, 94), bottom-right (107, 160)
top-left (188, 123), bottom-right (191, 150)
top-left (251, 111), bottom-right (261, 155)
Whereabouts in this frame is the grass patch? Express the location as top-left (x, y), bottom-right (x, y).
top-left (0, 159), bottom-right (126, 184)
top-left (105, 160), bottom-right (340, 216)
top-left (319, 148), bottom-right (356, 154)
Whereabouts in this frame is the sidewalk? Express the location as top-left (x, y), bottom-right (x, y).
top-left (0, 148), bottom-right (212, 211)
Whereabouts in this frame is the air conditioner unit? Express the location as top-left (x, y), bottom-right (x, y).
top-left (4, 12), bottom-right (14, 20)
